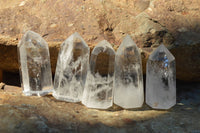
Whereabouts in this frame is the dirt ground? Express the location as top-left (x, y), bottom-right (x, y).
top-left (0, 81), bottom-right (199, 133)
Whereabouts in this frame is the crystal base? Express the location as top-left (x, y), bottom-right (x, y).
top-left (53, 92), bottom-right (81, 102)
top-left (82, 101), bottom-right (112, 109)
top-left (23, 89), bottom-right (53, 96)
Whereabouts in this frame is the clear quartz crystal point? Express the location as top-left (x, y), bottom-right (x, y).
top-left (53, 32), bottom-right (90, 102)
top-left (114, 35), bottom-right (144, 109)
top-left (18, 30), bottom-right (53, 96)
top-left (82, 40), bottom-right (115, 109)
top-left (146, 44), bottom-right (176, 109)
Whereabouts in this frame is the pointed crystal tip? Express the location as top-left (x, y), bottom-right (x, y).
top-left (72, 32), bottom-right (81, 37)
top-left (67, 32), bottom-right (81, 40)
top-left (64, 32), bottom-right (89, 49)
top-left (92, 40), bottom-right (115, 55)
top-left (18, 30), bottom-right (46, 47)
top-left (149, 44), bottom-right (175, 61)
top-left (124, 35), bottom-right (133, 42)
top-left (121, 35), bottom-right (137, 47)
top-left (116, 34), bottom-right (139, 55)
top-left (24, 30), bottom-right (41, 39)
top-left (96, 40), bottom-right (112, 48)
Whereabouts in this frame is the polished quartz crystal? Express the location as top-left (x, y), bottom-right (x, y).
top-left (146, 44), bottom-right (176, 109)
top-left (114, 35), bottom-right (144, 108)
top-left (18, 30), bottom-right (53, 96)
top-left (53, 32), bottom-right (90, 102)
top-left (82, 40), bottom-right (115, 109)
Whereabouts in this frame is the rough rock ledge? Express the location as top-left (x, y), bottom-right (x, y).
top-left (0, 82), bottom-right (200, 133)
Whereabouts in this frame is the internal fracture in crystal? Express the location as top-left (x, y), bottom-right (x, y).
top-left (18, 30), bottom-right (53, 96)
top-left (53, 32), bottom-right (90, 102)
top-left (82, 40), bottom-right (115, 109)
top-left (146, 44), bottom-right (176, 109)
top-left (114, 35), bottom-right (144, 108)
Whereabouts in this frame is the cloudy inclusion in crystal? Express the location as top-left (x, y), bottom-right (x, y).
top-left (18, 31), bottom-right (53, 96)
top-left (53, 32), bottom-right (90, 102)
top-left (146, 44), bottom-right (176, 109)
top-left (82, 40), bottom-right (115, 109)
top-left (114, 35), bottom-right (144, 108)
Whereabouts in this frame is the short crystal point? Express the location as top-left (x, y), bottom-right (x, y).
top-left (53, 32), bottom-right (90, 102)
top-left (82, 40), bottom-right (115, 109)
top-left (114, 35), bottom-right (144, 109)
top-left (146, 44), bottom-right (176, 109)
top-left (18, 30), bottom-right (53, 96)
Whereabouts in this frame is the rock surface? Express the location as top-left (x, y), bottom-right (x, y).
top-left (0, 0), bottom-right (199, 81)
top-left (0, 82), bottom-right (200, 133)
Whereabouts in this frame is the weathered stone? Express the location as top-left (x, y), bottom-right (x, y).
top-left (0, 0), bottom-right (199, 81)
top-left (0, 82), bottom-right (200, 132)
top-left (0, 82), bottom-right (5, 89)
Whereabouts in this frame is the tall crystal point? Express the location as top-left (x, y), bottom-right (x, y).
top-left (53, 32), bottom-right (90, 102)
top-left (18, 30), bottom-right (53, 96)
top-left (146, 44), bottom-right (176, 109)
top-left (114, 35), bottom-right (144, 108)
top-left (82, 40), bottom-right (115, 109)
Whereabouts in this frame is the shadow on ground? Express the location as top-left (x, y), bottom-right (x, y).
top-left (0, 74), bottom-right (200, 133)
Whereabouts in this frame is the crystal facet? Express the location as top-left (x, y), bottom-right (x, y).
top-left (18, 31), bottom-right (53, 96)
top-left (114, 35), bottom-right (144, 108)
top-left (146, 44), bottom-right (176, 109)
top-left (53, 32), bottom-right (90, 102)
top-left (82, 40), bottom-right (115, 109)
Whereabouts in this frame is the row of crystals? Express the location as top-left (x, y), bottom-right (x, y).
top-left (18, 31), bottom-right (176, 109)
